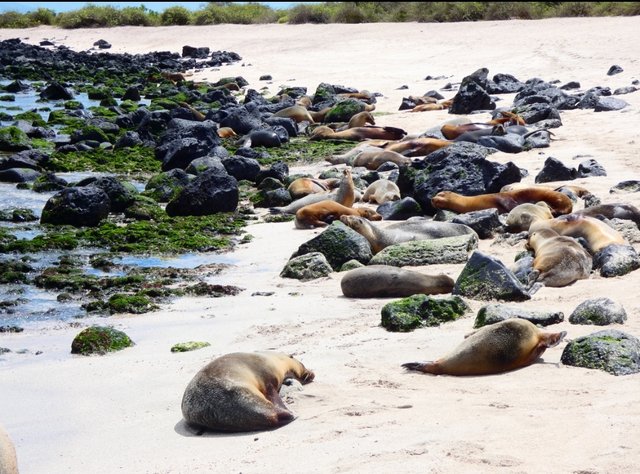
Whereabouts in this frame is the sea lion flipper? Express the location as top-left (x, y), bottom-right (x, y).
top-left (402, 361), bottom-right (438, 374)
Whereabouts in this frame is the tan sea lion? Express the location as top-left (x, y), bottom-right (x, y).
top-left (526, 228), bottom-right (592, 287)
top-left (271, 167), bottom-right (355, 214)
top-left (362, 179), bottom-right (401, 204)
top-left (295, 200), bottom-right (381, 229)
top-left (489, 111), bottom-right (526, 126)
top-left (345, 111), bottom-right (375, 129)
top-left (181, 351), bottom-right (314, 433)
top-left (339, 215), bottom-right (477, 254)
top-left (505, 202), bottom-right (554, 232)
top-left (382, 137), bottom-right (452, 157)
top-left (287, 177), bottom-right (338, 200)
top-left (410, 103), bottom-right (448, 112)
top-left (217, 127), bottom-right (238, 139)
top-left (296, 96), bottom-right (312, 108)
top-left (309, 107), bottom-right (331, 122)
top-left (0, 423), bottom-right (18, 474)
top-left (529, 214), bottom-right (626, 253)
top-left (402, 318), bottom-right (567, 376)
top-left (309, 125), bottom-right (406, 142)
top-left (431, 188), bottom-right (573, 216)
top-left (274, 105), bottom-right (316, 123)
top-left (574, 203), bottom-right (640, 229)
top-left (341, 265), bottom-right (454, 298)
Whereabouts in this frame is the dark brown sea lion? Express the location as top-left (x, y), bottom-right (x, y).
top-left (309, 125), bottom-right (406, 142)
top-left (340, 265), bottom-right (454, 298)
top-left (402, 318), bottom-right (567, 376)
top-left (181, 351), bottom-right (314, 433)
top-left (526, 227), bottom-right (592, 287)
top-left (236, 130), bottom-right (282, 148)
top-left (295, 200), bottom-right (381, 229)
top-left (431, 188), bottom-right (573, 216)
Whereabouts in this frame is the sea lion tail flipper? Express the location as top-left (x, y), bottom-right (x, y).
top-left (269, 207), bottom-right (283, 215)
top-left (402, 361), bottom-right (439, 374)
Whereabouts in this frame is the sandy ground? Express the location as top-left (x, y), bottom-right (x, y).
top-left (1, 18), bottom-right (640, 473)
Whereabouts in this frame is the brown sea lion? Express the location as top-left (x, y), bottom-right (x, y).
top-left (382, 137), bottom-right (452, 157)
top-left (346, 111), bottom-right (375, 129)
top-left (0, 423), bottom-right (19, 474)
top-left (351, 150), bottom-right (413, 170)
top-left (573, 203), bottom-right (640, 229)
top-left (337, 90), bottom-right (374, 102)
top-left (339, 215), bottom-right (477, 254)
top-left (274, 105), bottom-right (316, 123)
top-left (217, 127), bottom-right (238, 139)
top-left (529, 214), bottom-right (626, 254)
top-left (505, 202), bottom-right (554, 232)
top-left (178, 102), bottom-right (206, 121)
top-left (410, 102), bottom-right (449, 112)
top-left (160, 71), bottom-right (187, 83)
top-left (309, 107), bottom-right (331, 122)
top-left (526, 227), bottom-right (592, 287)
top-left (295, 200), bottom-right (381, 229)
top-left (309, 125), bottom-right (406, 142)
top-left (431, 188), bottom-right (573, 216)
top-left (296, 96), bottom-right (312, 108)
top-left (402, 318), bottom-right (567, 376)
top-left (340, 265), bottom-right (454, 298)
top-left (287, 177), bottom-right (338, 200)
top-left (181, 351), bottom-right (314, 433)
top-left (271, 167), bottom-right (355, 214)
top-left (362, 179), bottom-right (401, 204)
top-left (489, 111), bottom-right (526, 126)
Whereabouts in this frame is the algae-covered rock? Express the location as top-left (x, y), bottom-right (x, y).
top-left (370, 234), bottom-right (477, 267)
top-left (0, 126), bottom-right (31, 152)
top-left (474, 304), bottom-right (564, 328)
top-left (340, 259), bottom-right (365, 272)
top-left (324, 99), bottom-right (366, 123)
top-left (381, 294), bottom-right (470, 332)
top-left (171, 341), bottom-right (211, 353)
top-left (568, 298), bottom-right (627, 326)
top-left (107, 293), bottom-right (159, 314)
top-left (280, 252), bottom-right (333, 281)
top-left (560, 330), bottom-right (640, 375)
top-left (71, 326), bottom-right (134, 355)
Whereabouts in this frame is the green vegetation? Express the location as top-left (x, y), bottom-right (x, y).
top-left (1, 2), bottom-right (638, 28)
top-left (47, 147), bottom-right (160, 174)
top-left (70, 325), bottom-right (134, 355)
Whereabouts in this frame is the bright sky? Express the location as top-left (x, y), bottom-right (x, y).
top-left (1, 2), bottom-right (306, 13)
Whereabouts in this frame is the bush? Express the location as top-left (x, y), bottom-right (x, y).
top-left (287, 4), bottom-right (330, 24)
top-left (56, 5), bottom-right (121, 28)
top-left (193, 2), bottom-right (276, 25)
top-left (117, 6), bottom-right (158, 26)
top-left (554, 2), bottom-right (594, 17)
top-left (0, 11), bottom-right (32, 28)
top-left (27, 8), bottom-right (56, 25)
top-left (331, 3), bottom-right (367, 23)
top-left (161, 6), bottom-right (192, 25)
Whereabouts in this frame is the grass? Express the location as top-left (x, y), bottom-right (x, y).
top-left (0, 2), bottom-right (638, 28)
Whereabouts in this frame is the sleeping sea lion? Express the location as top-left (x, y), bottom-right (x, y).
top-left (287, 177), bottom-right (338, 200)
top-left (181, 351), bottom-right (314, 433)
top-left (236, 130), bottom-right (282, 148)
top-left (362, 179), bottom-right (401, 204)
top-left (505, 202), bottom-right (554, 232)
top-left (573, 203), bottom-right (640, 229)
top-left (310, 125), bottom-right (406, 142)
top-left (431, 188), bottom-right (573, 216)
top-left (339, 215), bottom-right (477, 254)
top-left (382, 137), bottom-right (452, 157)
top-left (295, 200), bottom-right (381, 229)
top-left (274, 105), bottom-right (316, 123)
top-left (526, 227), bottom-right (592, 287)
top-left (341, 265), bottom-right (454, 298)
top-left (402, 318), bottom-right (567, 376)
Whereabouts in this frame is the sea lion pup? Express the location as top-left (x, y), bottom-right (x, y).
top-left (274, 105), bottom-right (316, 123)
top-left (217, 127), bottom-right (237, 139)
top-left (309, 125), bottom-right (406, 142)
top-left (362, 179), bottom-right (401, 204)
top-left (526, 227), bottom-right (592, 287)
top-left (402, 318), bottom-right (567, 376)
top-left (573, 203), bottom-right (640, 229)
top-left (295, 200), bottom-right (382, 229)
top-left (529, 214), bottom-right (627, 254)
top-left (431, 188), bottom-right (573, 216)
top-left (505, 202), bottom-right (554, 232)
top-left (287, 177), bottom-right (338, 200)
top-left (382, 137), bottom-right (452, 157)
top-left (271, 167), bottom-right (355, 214)
top-left (339, 215), bottom-right (477, 254)
top-left (181, 351), bottom-right (314, 433)
top-left (340, 265), bottom-right (454, 298)
top-left (0, 423), bottom-right (19, 474)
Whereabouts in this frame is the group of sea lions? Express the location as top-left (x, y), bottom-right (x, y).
top-left (175, 76), bottom-right (639, 437)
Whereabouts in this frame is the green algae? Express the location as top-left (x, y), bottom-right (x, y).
top-left (381, 295), bottom-right (470, 332)
top-left (47, 146), bottom-right (160, 173)
top-left (171, 341), bottom-right (211, 353)
top-left (71, 325), bottom-right (134, 356)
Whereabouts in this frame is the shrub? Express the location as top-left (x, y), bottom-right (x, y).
top-left (117, 6), bottom-right (158, 26)
top-left (0, 12), bottom-right (32, 28)
top-left (287, 4), bottom-right (330, 24)
top-left (56, 4), bottom-right (120, 28)
top-left (161, 6), bottom-right (192, 25)
top-left (554, 2), bottom-right (594, 17)
top-left (27, 8), bottom-right (56, 25)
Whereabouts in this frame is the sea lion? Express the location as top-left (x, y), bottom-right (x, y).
top-left (529, 214), bottom-right (626, 254)
top-left (345, 111), bottom-right (375, 129)
top-left (505, 202), bottom-right (554, 232)
top-left (339, 215), bottom-right (477, 254)
top-left (431, 188), bottom-right (573, 216)
top-left (274, 105), bottom-right (316, 123)
top-left (362, 179), bottom-right (401, 204)
top-left (402, 318), bottom-right (567, 376)
top-left (181, 351), bottom-right (314, 433)
top-left (340, 265), bottom-right (454, 298)
top-left (287, 177), bottom-right (338, 200)
top-left (271, 167), bottom-right (355, 214)
top-left (574, 203), bottom-right (640, 229)
top-left (382, 137), bottom-right (452, 157)
top-left (0, 423), bottom-right (18, 474)
top-left (410, 103), bottom-right (448, 112)
top-left (489, 111), bottom-right (526, 126)
top-left (526, 227), bottom-right (592, 287)
top-left (295, 200), bottom-right (382, 229)
top-left (178, 102), bottom-right (206, 121)
top-left (160, 71), bottom-right (187, 83)
top-left (310, 125), bottom-right (406, 142)
top-left (217, 127), bottom-right (237, 139)
top-left (327, 146), bottom-right (414, 170)
top-left (236, 130), bottom-right (282, 148)
top-left (296, 96), bottom-right (312, 108)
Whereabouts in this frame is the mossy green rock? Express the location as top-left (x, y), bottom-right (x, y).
top-left (474, 304), bottom-right (564, 328)
top-left (560, 330), bottom-right (640, 375)
top-left (381, 295), bottom-right (470, 332)
top-left (324, 99), bottom-right (366, 123)
top-left (370, 234), bottom-right (478, 267)
top-left (0, 208), bottom-right (37, 222)
top-left (71, 326), bottom-right (134, 356)
top-left (123, 195), bottom-right (165, 221)
top-left (0, 126), bottom-right (31, 152)
top-left (108, 293), bottom-right (159, 314)
top-left (280, 252), bottom-right (333, 281)
top-left (568, 297), bottom-right (627, 326)
top-left (171, 341), bottom-right (211, 353)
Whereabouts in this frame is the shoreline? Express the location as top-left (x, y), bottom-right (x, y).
top-left (1, 18), bottom-right (640, 474)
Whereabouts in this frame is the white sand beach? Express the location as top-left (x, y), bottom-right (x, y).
top-left (1, 17), bottom-right (640, 473)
